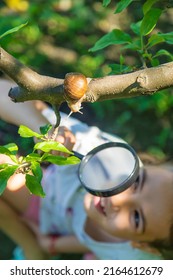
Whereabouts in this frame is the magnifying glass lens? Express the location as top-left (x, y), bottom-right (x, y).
top-left (78, 142), bottom-right (139, 197)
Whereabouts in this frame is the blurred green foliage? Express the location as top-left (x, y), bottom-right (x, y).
top-left (0, 0), bottom-right (107, 77)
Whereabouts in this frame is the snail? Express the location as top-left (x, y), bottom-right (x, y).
top-left (64, 72), bottom-right (88, 100)
top-left (64, 72), bottom-right (88, 113)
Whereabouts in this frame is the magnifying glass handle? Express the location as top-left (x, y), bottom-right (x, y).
top-left (72, 150), bottom-right (84, 160)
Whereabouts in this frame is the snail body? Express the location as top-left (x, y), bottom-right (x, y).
top-left (64, 72), bottom-right (88, 100)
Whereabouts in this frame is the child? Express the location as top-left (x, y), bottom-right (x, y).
top-left (0, 80), bottom-right (173, 260)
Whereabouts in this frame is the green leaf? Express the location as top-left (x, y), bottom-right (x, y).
top-left (0, 22), bottom-right (28, 40)
top-left (109, 63), bottom-right (132, 74)
top-left (122, 39), bottom-right (141, 51)
top-left (143, 0), bottom-right (159, 15)
top-left (31, 162), bottom-right (43, 183)
top-left (0, 163), bottom-right (10, 170)
top-left (120, 54), bottom-right (125, 65)
top-left (26, 153), bottom-right (42, 162)
top-left (130, 21), bottom-right (142, 35)
top-left (147, 33), bottom-right (165, 48)
top-left (159, 32), bottom-right (173, 44)
top-left (0, 146), bottom-right (12, 156)
top-left (0, 165), bottom-right (18, 195)
top-left (42, 154), bottom-right (81, 165)
top-left (0, 145), bottom-right (18, 163)
top-left (153, 49), bottom-right (173, 59)
top-left (147, 32), bottom-right (173, 48)
top-left (103, 0), bottom-right (111, 7)
top-left (114, 0), bottom-right (133, 14)
top-left (4, 143), bottom-right (18, 155)
top-left (40, 124), bottom-right (52, 135)
top-left (151, 58), bottom-right (160, 67)
top-left (140, 8), bottom-right (162, 36)
top-left (18, 125), bottom-right (42, 138)
top-left (89, 29), bottom-right (131, 52)
top-left (34, 141), bottom-right (73, 154)
top-left (25, 174), bottom-right (45, 197)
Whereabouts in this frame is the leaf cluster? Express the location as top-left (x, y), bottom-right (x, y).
top-left (0, 124), bottom-right (80, 197)
top-left (91, 0), bottom-right (173, 70)
top-left (90, 1), bottom-right (173, 158)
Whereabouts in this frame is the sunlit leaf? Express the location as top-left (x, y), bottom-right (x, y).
top-left (4, 143), bottom-right (18, 154)
top-left (0, 22), bottom-right (28, 40)
top-left (18, 125), bottom-right (42, 138)
top-left (0, 146), bottom-right (12, 156)
top-left (26, 174), bottom-right (45, 197)
top-left (0, 165), bottom-right (18, 195)
top-left (31, 161), bottom-right (43, 183)
top-left (42, 154), bottom-right (80, 165)
top-left (34, 141), bottom-right (73, 154)
top-left (26, 153), bottom-right (42, 162)
top-left (0, 145), bottom-right (18, 163)
top-left (0, 164), bottom-right (9, 170)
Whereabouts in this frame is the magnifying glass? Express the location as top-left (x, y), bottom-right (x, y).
top-left (73, 142), bottom-right (140, 197)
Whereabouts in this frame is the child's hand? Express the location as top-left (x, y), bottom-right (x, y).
top-left (0, 154), bottom-right (14, 164)
top-left (37, 234), bottom-right (54, 254)
top-left (31, 226), bottom-right (59, 256)
top-left (52, 126), bottom-right (76, 157)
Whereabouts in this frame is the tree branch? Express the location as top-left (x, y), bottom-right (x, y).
top-left (1, 46), bottom-right (173, 107)
top-left (87, 62), bottom-right (173, 102)
top-left (0, 47), bottom-right (64, 104)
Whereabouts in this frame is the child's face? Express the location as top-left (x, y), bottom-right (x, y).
top-left (84, 166), bottom-right (173, 243)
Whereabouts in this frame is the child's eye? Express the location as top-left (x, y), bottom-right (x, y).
top-left (134, 210), bottom-right (140, 228)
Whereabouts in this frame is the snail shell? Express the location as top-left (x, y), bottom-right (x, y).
top-left (64, 72), bottom-right (88, 100)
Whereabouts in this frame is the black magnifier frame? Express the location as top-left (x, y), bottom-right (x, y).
top-left (73, 142), bottom-right (140, 197)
